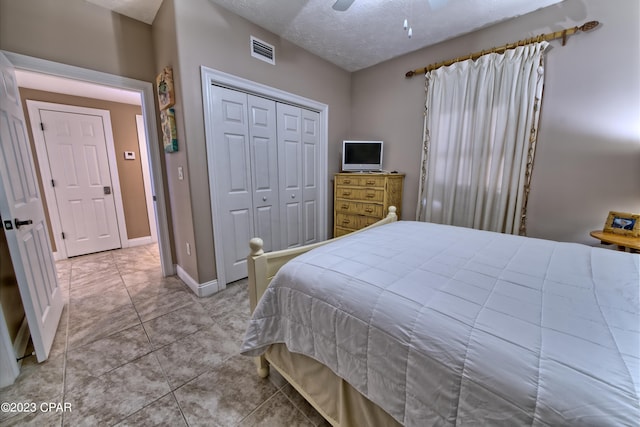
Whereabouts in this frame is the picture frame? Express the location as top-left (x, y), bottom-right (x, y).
top-left (160, 108), bottom-right (178, 153)
top-left (603, 211), bottom-right (640, 237)
top-left (156, 66), bottom-right (175, 110)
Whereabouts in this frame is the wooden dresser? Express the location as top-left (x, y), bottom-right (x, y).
top-left (333, 172), bottom-right (404, 237)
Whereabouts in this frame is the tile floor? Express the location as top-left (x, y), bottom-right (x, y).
top-left (0, 244), bottom-right (329, 426)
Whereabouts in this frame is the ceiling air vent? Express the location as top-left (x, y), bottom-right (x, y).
top-left (250, 36), bottom-right (275, 65)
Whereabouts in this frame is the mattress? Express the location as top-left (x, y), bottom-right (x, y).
top-left (241, 221), bottom-right (640, 426)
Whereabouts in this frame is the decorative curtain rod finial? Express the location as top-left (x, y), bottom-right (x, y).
top-left (580, 21), bottom-right (599, 32)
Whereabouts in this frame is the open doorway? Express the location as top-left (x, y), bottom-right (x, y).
top-left (24, 98), bottom-right (157, 260)
top-left (3, 50), bottom-right (173, 277)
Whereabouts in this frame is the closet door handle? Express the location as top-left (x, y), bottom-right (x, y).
top-left (262, 197), bottom-right (267, 202)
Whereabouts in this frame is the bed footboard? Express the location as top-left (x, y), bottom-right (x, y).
top-left (246, 206), bottom-right (397, 378)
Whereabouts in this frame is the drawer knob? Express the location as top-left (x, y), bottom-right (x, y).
top-left (343, 191), bottom-right (351, 196)
top-left (366, 193), bottom-right (375, 198)
top-left (342, 204), bottom-right (349, 209)
top-left (365, 208), bottom-right (373, 213)
top-left (344, 179), bottom-right (351, 184)
top-left (366, 180), bottom-right (375, 185)
top-left (342, 219), bottom-right (350, 224)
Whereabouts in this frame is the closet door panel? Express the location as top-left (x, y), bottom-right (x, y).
top-left (248, 95), bottom-right (279, 252)
top-left (277, 103), bottom-right (303, 248)
top-left (211, 86), bottom-right (253, 282)
top-left (302, 109), bottom-right (320, 244)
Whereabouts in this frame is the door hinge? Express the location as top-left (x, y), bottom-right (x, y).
top-left (61, 232), bottom-right (66, 240)
top-left (153, 195), bottom-right (157, 201)
top-left (51, 179), bottom-right (55, 187)
top-left (40, 122), bottom-right (45, 131)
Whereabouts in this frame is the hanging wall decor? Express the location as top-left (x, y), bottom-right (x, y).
top-left (161, 107), bottom-right (178, 153)
top-left (156, 67), bottom-right (175, 110)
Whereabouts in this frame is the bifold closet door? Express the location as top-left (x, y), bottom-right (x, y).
top-left (211, 85), bottom-right (318, 283)
top-left (211, 86), bottom-right (279, 283)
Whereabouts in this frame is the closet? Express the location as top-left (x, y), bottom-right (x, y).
top-left (209, 85), bottom-right (320, 283)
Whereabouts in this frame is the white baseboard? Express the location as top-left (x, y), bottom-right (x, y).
top-left (127, 236), bottom-right (156, 247)
top-left (14, 317), bottom-right (31, 365)
top-left (175, 264), bottom-right (219, 298)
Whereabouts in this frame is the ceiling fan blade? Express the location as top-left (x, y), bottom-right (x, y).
top-left (332, 0), bottom-right (355, 12)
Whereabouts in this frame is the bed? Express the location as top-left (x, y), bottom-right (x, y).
top-left (241, 208), bottom-right (640, 426)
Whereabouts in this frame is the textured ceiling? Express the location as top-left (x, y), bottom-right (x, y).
top-left (86, 0), bottom-right (565, 71)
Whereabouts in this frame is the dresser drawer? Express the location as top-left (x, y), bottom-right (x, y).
top-left (335, 175), bottom-right (385, 188)
top-left (335, 187), bottom-right (384, 202)
top-left (335, 201), bottom-right (383, 217)
top-left (335, 213), bottom-right (380, 230)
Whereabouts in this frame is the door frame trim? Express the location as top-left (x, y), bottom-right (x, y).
top-left (26, 101), bottom-right (127, 258)
top-left (3, 50), bottom-right (174, 276)
top-left (135, 114), bottom-right (158, 246)
top-left (201, 66), bottom-right (329, 288)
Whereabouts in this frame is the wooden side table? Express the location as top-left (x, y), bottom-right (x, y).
top-left (590, 230), bottom-right (640, 253)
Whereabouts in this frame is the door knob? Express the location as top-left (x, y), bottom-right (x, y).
top-left (14, 218), bottom-right (33, 229)
top-left (291, 194), bottom-right (296, 199)
top-left (262, 197), bottom-right (267, 202)
top-left (104, 186), bottom-right (111, 195)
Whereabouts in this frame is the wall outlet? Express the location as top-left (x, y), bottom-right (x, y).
top-left (186, 242), bottom-right (191, 255)
top-left (178, 166), bottom-right (184, 180)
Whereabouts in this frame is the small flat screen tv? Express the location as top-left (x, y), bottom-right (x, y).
top-left (341, 140), bottom-right (383, 172)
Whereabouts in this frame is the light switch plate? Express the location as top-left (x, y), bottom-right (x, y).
top-left (178, 166), bottom-right (184, 180)
top-left (124, 151), bottom-right (135, 160)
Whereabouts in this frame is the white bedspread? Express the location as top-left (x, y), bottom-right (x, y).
top-left (241, 221), bottom-right (640, 426)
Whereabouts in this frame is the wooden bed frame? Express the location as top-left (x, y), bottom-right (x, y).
top-left (246, 206), bottom-right (398, 425)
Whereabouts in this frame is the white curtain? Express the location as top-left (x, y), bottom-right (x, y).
top-left (416, 42), bottom-right (547, 235)
top-left (416, 42), bottom-right (548, 234)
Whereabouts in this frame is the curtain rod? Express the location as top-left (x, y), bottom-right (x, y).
top-left (405, 21), bottom-right (599, 78)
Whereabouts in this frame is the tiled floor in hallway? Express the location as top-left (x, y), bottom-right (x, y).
top-left (0, 244), bottom-right (328, 426)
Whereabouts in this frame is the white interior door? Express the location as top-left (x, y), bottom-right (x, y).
top-left (211, 86), bottom-right (253, 283)
top-left (277, 103), bottom-right (303, 248)
top-left (39, 109), bottom-right (121, 257)
top-left (0, 52), bottom-right (63, 363)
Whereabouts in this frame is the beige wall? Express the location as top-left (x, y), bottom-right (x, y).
top-left (351, 0), bottom-right (640, 245)
top-left (0, 0), bottom-right (155, 82)
top-left (156, 0), bottom-right (352, 283)
top-left (152, 0), bottom-right (195, 279)
top-left (19, 89), bottom-right (151, 249)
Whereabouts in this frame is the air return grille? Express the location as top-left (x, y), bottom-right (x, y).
top-left (250, 36), bottom-right (275, 65)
